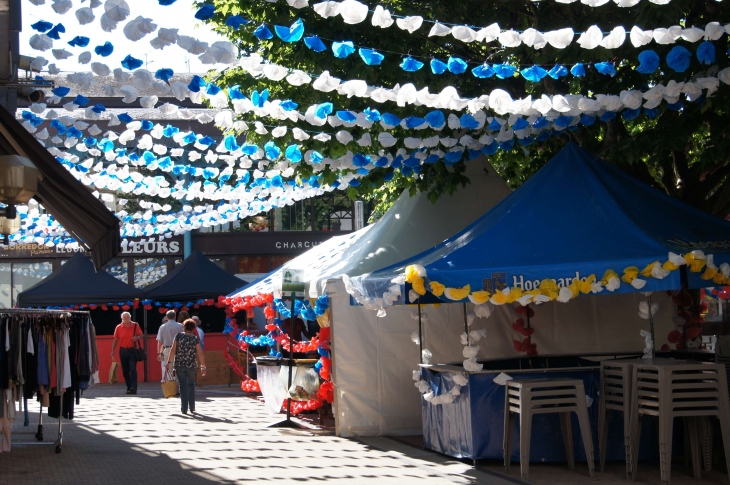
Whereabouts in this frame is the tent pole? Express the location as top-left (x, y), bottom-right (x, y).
top-left (648, 295), bottom-right (655, 360)
top-left (143, 309), bottom-right (148, 383)
top-left (418, 302), bottom-right (423, 364)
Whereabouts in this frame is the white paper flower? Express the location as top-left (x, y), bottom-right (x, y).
top-left (78, 51), bottom-right (92, 64)
top-left (52, 49), bottom-right (72, 60)
top-left (75, 7), bottom-right (96, 25)
top-left (630, 26), bottom-right (653, 47)
top-left (339, 0), bottom-right (368, 24)
top-left (177, 36), bottom-right (208, 55)
top-left (498, 30), bottom-right (521, 47)
top-left (476, 23), bottom-right (500, 43)
top-left (452, 26), bottom-right (478, 42)
top-left (371, 5), bottom-right (394, 28)
top-left (150, 28), bottom-right (179, 50)
top-left (600, 26), bottom-right (626, 49)
top-left (313, 1), bottom-right (341, 18)
top-left (104, 0), bottom-right (130, 22)
top-left (286, 70), bottom-right (311, 86)
top-left (100, 13), bottom-right (119, 32)
top-left (578, 25), bottom-right (603, 49)
top-left (29, 34), bottom-right (53, 52)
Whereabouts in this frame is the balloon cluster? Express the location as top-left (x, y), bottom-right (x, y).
top-left (223, 350), bottom-right (261, 394)
top-left (224, 292), bottom-right (274, 317)
top-left (512, 305), bottom-right (538, 356)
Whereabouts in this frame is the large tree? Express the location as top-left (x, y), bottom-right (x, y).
top-left (201, 0), bottom-right (730, 217)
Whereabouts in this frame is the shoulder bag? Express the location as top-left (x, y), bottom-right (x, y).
top-left (133, 323), bottom-right (147, 362)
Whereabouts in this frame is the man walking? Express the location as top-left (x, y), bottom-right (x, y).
top-left (111, 312), bottom-right (143, 395)
top-left (157, 311), bottom-right (182, 384)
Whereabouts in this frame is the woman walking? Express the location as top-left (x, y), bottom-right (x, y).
top-left (165, 319), bottom-right (206, 414)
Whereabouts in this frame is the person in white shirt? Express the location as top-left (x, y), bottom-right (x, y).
top-left (192, 316), bottom-right (204, 351)
top-left (157, 310), bottom-right (183, 382)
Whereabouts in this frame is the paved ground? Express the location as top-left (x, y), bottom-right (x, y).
top-left (0, 383), bottom-right (726, 485)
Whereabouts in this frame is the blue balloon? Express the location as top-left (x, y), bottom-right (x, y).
top-left (493, 63), bottom-right (516, 79)
top-left (594, 62), bottom-right (616, 77)
top-left (520, 65), bottom-right (548, 82)
top-left (570, 63), bottom-right (586, 77)
top-left (472, 63), bottom-right (494, 78)
top-left (225, 15), bottom-right (248, 29)
top-left (94, 41), bottom-right (114, 57)
top-left (696, 41), bottom-right (715, 65)
top-left (332, 41), bottom-right (355, 58)
top-left (666, 45), bottom-right (692, 73)
top-left (304, 36), bottom-right (326, 52)
top-left (155, 68), bottom-right (174, 83)
top-left (336, 110), bottom-right (357, 122)
top-left (548, 65), bottom-right (568, 79)
top-left (400, 56), bottom-right (423, 72)
top-left (254, 23), bottom-right (273, 40)
top-left (31, 20), bottom-right (53, 32)
top-left (636, 50), bottom-right (659, 74)
top-left (46, 24), bottom-right (65, 40)
top-left (121, 55), bottom-right (143, 70)
top-left (314, 102), bottom-right (333, 119)
top-left (68, 36), bottom-right (90, 47)
top-left (447, 57), bottom-right (468, 75)
top-left (425, 110), bottom-right (445, 128)
top-left (275, 19), bottom-right (304, 43)
top-left (194, 4), bottom-right (215, 21)
top-left (359, 48), bottom-right (384, 66)
top-left (430, 58), bottom-right (447, 74)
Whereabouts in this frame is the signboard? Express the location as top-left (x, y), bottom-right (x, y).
top-left (281, 268), bottom-right (306, 296)
top-left (0, 236), bottom-right (184, 259)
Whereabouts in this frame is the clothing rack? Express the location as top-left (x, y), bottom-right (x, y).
top-left (1, 309), bottom-right (91, 454)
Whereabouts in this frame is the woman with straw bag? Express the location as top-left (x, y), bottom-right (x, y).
top-left (165, 319), bottom-right (206, 414)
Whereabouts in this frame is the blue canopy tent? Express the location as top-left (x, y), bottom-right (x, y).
top-left (353, 142), bottom-right (730, 303)
top-left (349, 142), bottom-right (730, 462)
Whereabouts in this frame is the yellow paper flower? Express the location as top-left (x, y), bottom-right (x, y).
top-left (412, 276), bottom-right (426, 296)
top-left (506, 287), bottom-right (523, 303)
top-left (622, 266), bottom-right (639, 284)
top-left (577, 274), bottom-right (596, 294)
top-left (713, 272), bottom-right (725, 285)
top-left (444, 284), bottom-right (471, 301)
top-left (567, 278), bottom-right (580, 298)
top-left (429, 281), bottom-right (445, 297)
top-left (601, 269), bottom-right (618, 285)
top-left (702, 266), bottom-right (719, 281)
top-left (469, 290), bottom-right (491, 304)
top-left (641, 262), bottom-right (660, 278)
top-left (490, 288), bottom-right (509, 305)
top-left (684, 252), bottom-right (706, 273)
top-left (405, 265), bottom-right (424, 283)
top-left (539, 279), bottom-right (559, 300)
top-left (431, 303), bottom-right (441, 308)
top-left (662, 252), bottom-right (686, 271)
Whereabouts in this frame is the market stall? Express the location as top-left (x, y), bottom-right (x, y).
top-left (347, 142), bottom-right (730, 461)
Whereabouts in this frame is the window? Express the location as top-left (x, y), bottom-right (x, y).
top-left (238, 256), bottom-right (269, 274)
top-left (11, 262), bottom-right (53, 306)
top-left (105, 258), bottom-right (128, 284)
top-left (134, 258), bottom-right (167, 288)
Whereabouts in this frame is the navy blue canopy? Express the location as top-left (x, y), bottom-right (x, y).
top-left (356, 143), bottom-right (730, 302)
top-left (17, 253), bottom-right (143, 306)
top-left (143, 250), bottom-right (246, 301)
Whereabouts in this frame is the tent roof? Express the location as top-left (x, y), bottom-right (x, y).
top-left (144, 250), bottom-right (246, 301)
top-left (357, 142), bottom-right (730, 297)
top-left (0, 106), bottom-right (120, 269)
top-left (17, 253), bottom-right (143, 306)
top-left (230, 156), bottom-right (512, 298)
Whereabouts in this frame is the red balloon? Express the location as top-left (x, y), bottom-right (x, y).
top-left (112, 306), bottom-right (120, 311)
top-left (667, 330), bottom-right (682, 344)
top-left (685, 326), bottom-right (702, 340)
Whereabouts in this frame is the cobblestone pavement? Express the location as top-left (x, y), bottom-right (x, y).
top-left (0, 383), bottom-right (512, 485)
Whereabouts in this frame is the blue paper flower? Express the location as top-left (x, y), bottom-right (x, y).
top-left (400, 56), bottom-right (423, 72)
top-left (206, 83), bottom-right (221, 95)
top-left (314, 102), bottom-right (333, 119)
top-left (348, 179), bottom-right (361, 187)
top-left (187, 75), bottom-right (206, 93)
top-left (158, 0), bottom-right (178, 4)
top-left (621, 107), bottom-right (641, 121)
top-left (460, 113), bottom-right (480, 130)
top-left (332, 41), bottom-right (355, 58)
top-left (487, 118), bottom-right (502, 131)
top-left (94, 41), bottom-right (114, 57)
top-left (264, 141), bottom-right (281, 160)
top-left (352, 154), bottom-right (370, 167)
top-left (532, 117), bottom-right (549, 129)
top-left (31, 20), bottom-right (54, 32)
top-left (73, 94), bottom-right (89, 106)
top-left (404, 116), bottom-right (426, 129)
top-left (254, 24), bottom-right (273, 40)
top-left (141, 120), bottom-right (154, 130)
top-left (643, 108), bottom-right (659, 119)
top-left (285, 145), bottom-right (303, 163)
top-left (444, 151), bottom-right (463, 164)
top-left (364, 108), bottom-right (381, 122)
top-left (121, 55), bottom-right (143, 70)
top-left (579, 114), bottom-right (596, 126)
top-left (425, 110), bottom-right (445, 128)
top-left (636, 50), bottom-right (659, 74)
top-left (548, 65), bottom-right (568, 79)
top-left (359, 48), bottom-right (384, 66)
top-left (275, 19), bottom-right (304, 43)
top-left (599, 111), bottom-right (617, 122)
top-left (91, 104), bottom-right (106, 114)
top-left (194, 4), bottom-right (215, 21)
top-left (154, 68), bottom-right (174, 84)
top-left (46, 24), bottom-right (65, 40)
top-left (493, 63), bottom-right (516, 79)
top-left (374, 156), bottom-right (389, 167)
top-left (666, 45), bottom-right (692, 73)
top-left (68, 36), bottom-right (90, 47)
top-left (382, 113), bottom-right (401, 127)
top-left (118, 113), bottom-right (134, 123)
top-left (52, 86), bottom-right (70, 97)
top-left (336, 110), bottom-right (357, 122)
top-left (310, 151), bottom-right (324, 164)
top-left (594, 62), bottom-right (616, 77)
top-left (472, 63), bottom-right (494, 78)
top-left (225, 15), bottom-right (248, 29)
top-left (512, 118), bottom-right (529, 130)
top-left (481, 140), bottom-right (498, 155)
top-left (570, 63), bottom-right (586, 77)
top-left (228, 85), bottom-right (245, 100)
top-left (447, 57), bottom-right (468, 75)
top-left (536, 130), bottom-right (551, 142)
top-left (521, 65), bottom-right (548, 82)
top-left (696, 41), bottom-right (715, 65)
top-left (304, 36), bottom-right (326, 52)
top-left (280, 100), bottom-right (298, 111)
top-left (430, 58), bottom-right (447, 74)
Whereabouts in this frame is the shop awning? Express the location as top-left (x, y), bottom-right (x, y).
top-left (143, 250), bottom-right (247, 302)
top-left (228, 156), bottom-right (512, 298)
top-left (0, 106), bottom-right (120, 269)
top-left (353, 142), bottom-right (730, 302)
top-left (17, 253), bottom-right (143, 307)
